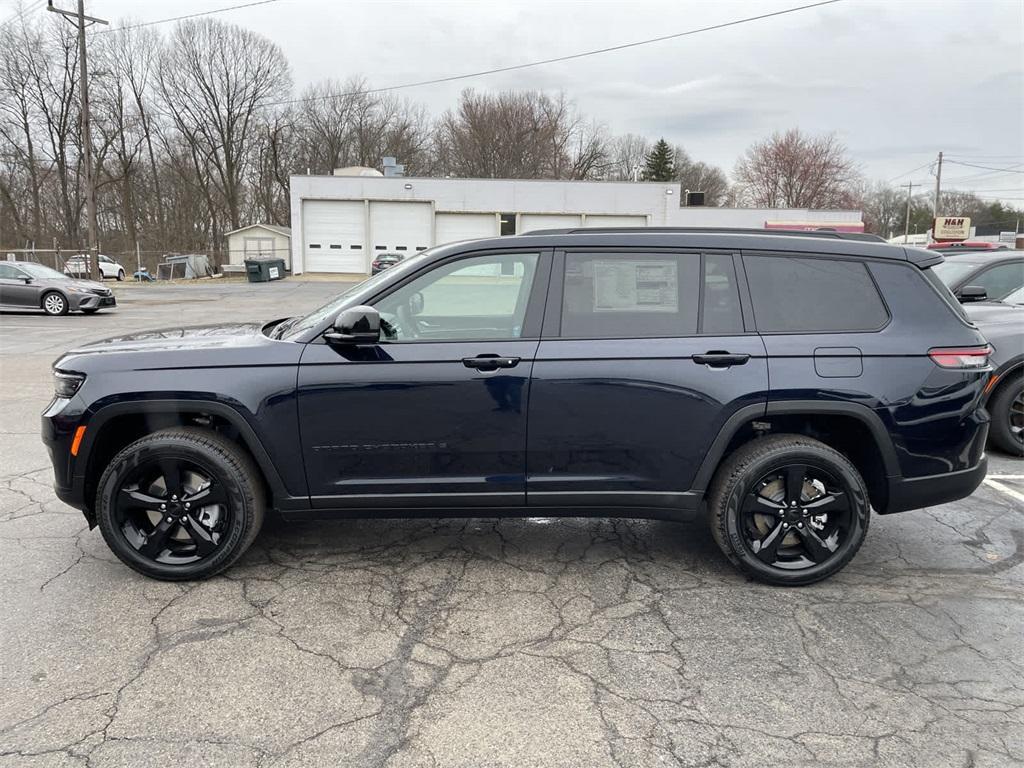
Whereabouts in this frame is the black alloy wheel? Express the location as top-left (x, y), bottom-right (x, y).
top-left (115, 457), bottom-right (231, 565)
top-left (708, 435), bottom-right (870, 586)
top-left (988, 380), bottom-right (1024, 456)
top-left (1009, 390), bottom-right (1024, 450)
top-left (741, 464), bottom-right (852, 570)
top-left (97, 428), bottom-right (264, 580)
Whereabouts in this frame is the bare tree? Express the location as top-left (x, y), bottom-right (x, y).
top-left (733, 129), bottom-right (861, 208)
top-left (673, 146), bottom-right (729, 206)
top-left (157, 18), bottom-right (291, 233)
top-left (607, 134), bottom-right (650, 181)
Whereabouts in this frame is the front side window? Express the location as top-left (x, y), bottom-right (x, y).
top-left (744, 255), bottom-right (888, 333)
top-left (560, 252), bottom-right (700, 338)
top-left (968, 262), bottom-right (1024, 300)
top-left (374, 252), bottom-right (539, 342)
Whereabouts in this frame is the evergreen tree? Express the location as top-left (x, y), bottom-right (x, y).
top-left (643, 138), bottom-right (675, 181)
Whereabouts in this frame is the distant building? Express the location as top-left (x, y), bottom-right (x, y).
top-left (288, 175), bottom-right (863, 275)
top-left (225, 224), bottom-right (292, 269)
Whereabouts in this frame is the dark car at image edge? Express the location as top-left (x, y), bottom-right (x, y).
top-left (42, 228), bottom-right (992, 585)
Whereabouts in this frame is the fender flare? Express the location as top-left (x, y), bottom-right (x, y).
top-left (79, 399), bottom-right (290, 500)
top-left (691, 400), bottom-right (901, 492)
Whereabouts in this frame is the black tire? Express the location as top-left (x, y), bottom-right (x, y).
top-left (708, 434), bottom-right (870, 586)
top-left (988, 377), bottom-right (1024, 456)
top-left (117, 269), bottom-right (125, 281)
top-left (96, 428), bottom-right (265, 580)
top-left (41, 291), bottom-right (69, 316)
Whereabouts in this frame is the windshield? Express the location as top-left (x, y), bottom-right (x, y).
top-left (18, 262), bottom-right (67, 279)
top-left (931, 260), bottom-right (981, 286)
top-left (276, 249), bottom-right (433, 339)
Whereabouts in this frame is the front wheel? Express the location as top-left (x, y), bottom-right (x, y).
top-left (96, 428), bottom-right (265, 580)
top-left (42, 291), bottom-right (68, 316)
top-left (708, 435), bottom-right (870, 586)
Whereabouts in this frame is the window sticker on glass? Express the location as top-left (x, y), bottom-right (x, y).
top-left (592, 260), bottom-right (678, 312)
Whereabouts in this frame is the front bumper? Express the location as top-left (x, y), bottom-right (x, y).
top-left (69, 292), bottom-right (116, 311)
top-left (41, 396), bottom-right (92, 522)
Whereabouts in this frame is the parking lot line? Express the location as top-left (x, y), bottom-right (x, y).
top-left (983, 478), bottom-right (1024, 504)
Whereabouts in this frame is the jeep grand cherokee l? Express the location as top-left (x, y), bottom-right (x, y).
top-left (42, 229), bottom-right (991, 585)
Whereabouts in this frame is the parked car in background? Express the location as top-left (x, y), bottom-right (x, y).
top-left (44, 229), bottom-right (991, 586)
top-left (965, 286), bottom-right (1024, 456)
top-left (930, 252), bottom-right (1024, 302)
top-left (927, 241), bottom-right (1010, 252)
top-left (0, 261), bottom-right (116, 315)
top-left (64, 253), bottom-right (127, 281)
top-left (371, 253), bottom-right (404, 274)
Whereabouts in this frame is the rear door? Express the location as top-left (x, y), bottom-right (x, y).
top-left (526, 249), bottom-right (768, 510)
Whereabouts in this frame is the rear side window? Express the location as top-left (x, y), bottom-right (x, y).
top-left (744, 255), bottom-right (888, 333)
top-left (560, 252), bottom-right (700, 337)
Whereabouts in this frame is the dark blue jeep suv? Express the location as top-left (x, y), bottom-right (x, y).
top-left (42, 229), bottom-right (992, 585)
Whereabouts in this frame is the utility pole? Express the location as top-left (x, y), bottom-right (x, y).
top-left (903, 181), bottom-right (917, 244)
top-left (932, 151), bottom-right (943, 218)
top-left (47, 1), bottom-right (107, 281)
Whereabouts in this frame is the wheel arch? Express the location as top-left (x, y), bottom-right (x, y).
top-left (79, 400), bottom-right (289, 515)
top-left (693, 401), bottom-right (900, 514)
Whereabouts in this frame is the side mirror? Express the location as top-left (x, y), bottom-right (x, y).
top-left (21, 276), bottom-right (32, 284)
top-left (958, 285), bottom-right (988, 303)
top-left (325, 305), bottom-right (381, 345)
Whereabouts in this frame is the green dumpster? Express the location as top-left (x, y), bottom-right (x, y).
top-left (244, 258), bottom-right (286, 283)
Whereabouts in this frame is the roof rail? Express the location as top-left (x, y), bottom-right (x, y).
top-left (520, 226), bottom-right (884, 243)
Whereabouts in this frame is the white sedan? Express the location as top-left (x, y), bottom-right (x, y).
top-left (64, 254), bottom-right (126, 281)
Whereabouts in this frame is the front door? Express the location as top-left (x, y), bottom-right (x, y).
top-left (0, 263), bottom-right (38, 307)
top-left (297, 250), bottom-right (549, 509)
top-left (527, 250), bottom-right (768, 511)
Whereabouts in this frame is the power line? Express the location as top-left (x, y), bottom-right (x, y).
top-left (94, 0), bottom-right (285, 34)
top-left (887, 161), bottom-right (934, 183)
top-left (945, 160), bottom-right (1024, 174)
top-left (261, 0), bottom-right (844, 108)
top-left (0, 0), bottom-right (46, 30)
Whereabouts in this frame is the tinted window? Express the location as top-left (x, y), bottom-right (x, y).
top-left (745, 255), bottom-right (888, 333)
top-left (702, 253), bottom-right (744, 334)
top-left (0, 263), bottom-right (25, 279)
top-left (375, 252), bottom-right (538, 342)
top-left (968, 262), bottom-right (1024, 300)
top-left (560, 252), bottom-right (700, 338)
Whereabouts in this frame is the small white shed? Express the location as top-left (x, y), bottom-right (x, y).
top-left (225, 224), bottom-right (292, 269)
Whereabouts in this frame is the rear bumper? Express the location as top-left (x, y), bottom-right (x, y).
top-left (885, 455), bottom-right (988, 514)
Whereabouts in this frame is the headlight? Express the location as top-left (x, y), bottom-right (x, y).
top-left (54, 371), bottom-right (85, 398)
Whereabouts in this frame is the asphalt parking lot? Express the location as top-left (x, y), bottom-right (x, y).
top-left (1, 279), bottom-right (1022, 768)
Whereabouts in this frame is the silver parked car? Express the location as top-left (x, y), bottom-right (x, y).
top-left (0, 261), bottom-right (116, 315)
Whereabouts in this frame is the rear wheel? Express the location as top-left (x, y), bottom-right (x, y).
top-left (117, 269), bottom-right (125, 281)
top-left (96, 428), bottom-right (264, 580)
top-left (41, 291), bottom-right (68, 316)
top-left (988, 378), bottom-right (1024, 456)
top-left (708, 435), bottom-right (870, 586)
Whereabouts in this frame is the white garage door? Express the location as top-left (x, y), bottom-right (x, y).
top-left (369, 201), bottom-right (432, 259)
top-left (582, 215), bottom-right (648, 228)
top-left (435, 213), bottom-right (497, 245)
top-left (303, 200), bottom-right (366, 273)
top-left (518, 213), bottom-right (582, 232)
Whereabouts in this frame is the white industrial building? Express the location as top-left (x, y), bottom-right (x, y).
top-left (288, 173), bottom-right (863, 275)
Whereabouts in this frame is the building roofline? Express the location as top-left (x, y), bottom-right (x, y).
top-left (224, 223), bottom-right (292, 237)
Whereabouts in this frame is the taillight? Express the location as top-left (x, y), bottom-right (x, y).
top-left (928, 345), bottom-right (992, 369)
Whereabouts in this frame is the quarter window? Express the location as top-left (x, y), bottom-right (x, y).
top-left (374, 252), bottom-right (539, 342)
top-left (744, 255), bottom-right (888, 333)
top-left (560, 252), bottom-right (700, 338)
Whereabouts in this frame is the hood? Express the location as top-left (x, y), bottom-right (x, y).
top-left (60, 322), bottom-right (266, 357)
top-left (964, 302), bottom-right (1024, 326)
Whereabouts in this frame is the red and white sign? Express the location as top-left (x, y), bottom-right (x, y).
top-left (933, 217), bottom-right (971, 241)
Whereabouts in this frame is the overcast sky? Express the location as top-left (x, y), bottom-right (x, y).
top-left (5, 0), bottom-right (1023, 202)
